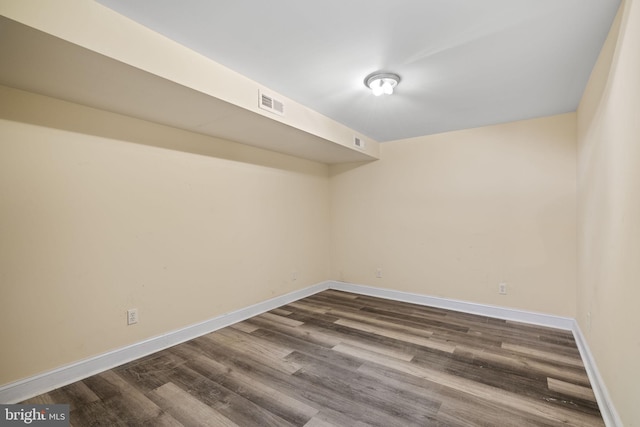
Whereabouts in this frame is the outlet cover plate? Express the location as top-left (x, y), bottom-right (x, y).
top-left (127, 308), bottom-right (139, 325)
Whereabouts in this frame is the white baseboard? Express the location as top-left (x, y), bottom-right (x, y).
top-left (0, 281), bottom-right (330, 404)
top-left (326, 281), bottom-right (621, 427)
top-left (328, 281), bottom-right (575, 330)
top-left (1, 279), bottom-right (621, 427)
top-left (571, 322), bottom-right (622, 427)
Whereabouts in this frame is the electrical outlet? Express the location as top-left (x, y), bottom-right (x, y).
top-left (291, 270), bottom-right (298, 281)
top-left (376, 268), bottom-right (383, 278)
top-left (498, 283), bottom-right (507, 295)
top-left (127, 308), bottom-right (139, 325)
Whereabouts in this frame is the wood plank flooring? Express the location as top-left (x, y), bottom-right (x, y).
top-left (23, 290), bottom-right (604, 426)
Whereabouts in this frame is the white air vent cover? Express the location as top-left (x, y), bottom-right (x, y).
top-left (353, 136), bottom-right (365, 149)
top-left (259, 90), bottom-right (285, 116)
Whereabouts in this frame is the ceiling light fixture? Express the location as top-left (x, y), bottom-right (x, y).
top-left (365, 72), bottom-right (400, 96)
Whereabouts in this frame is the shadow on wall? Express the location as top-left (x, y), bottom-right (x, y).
top-left (0, 85), bottom-right (327, 176)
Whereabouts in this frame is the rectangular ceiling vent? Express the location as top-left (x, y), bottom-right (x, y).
top-left (259, 90), bottom-right (285, 116)
top-left (353, 136), bottom-right (366, 149)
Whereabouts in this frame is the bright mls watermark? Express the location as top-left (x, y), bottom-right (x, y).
top-left (1, 405), bottom-right (69, 426)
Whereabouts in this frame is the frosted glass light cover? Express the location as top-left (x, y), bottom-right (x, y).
top-left (365, 73), bottom-right (400, 96)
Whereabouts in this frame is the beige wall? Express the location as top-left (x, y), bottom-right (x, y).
top-left (0, 0), bottom-right (379, 159)
top-left (2, 4), bottom-right (636, 425)
top-left (330, 114), bottom-right (577, 317)
top-left (577, 0), bottom-right (640, 425)
top-left (0, 86), bottom-right (330, 385)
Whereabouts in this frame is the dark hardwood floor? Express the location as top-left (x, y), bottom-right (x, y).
top-left (24, 290), bottom-right (604, 426)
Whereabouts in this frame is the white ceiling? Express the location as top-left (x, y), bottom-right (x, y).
top-left (96, 0), bottom-right (620, 142)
